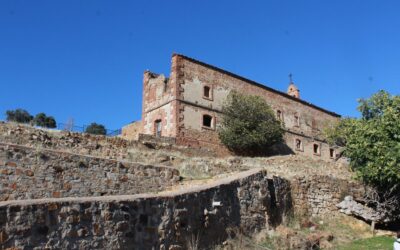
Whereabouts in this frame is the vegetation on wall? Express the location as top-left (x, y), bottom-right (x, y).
top-left (85, 122), bottom-right (107, 135)
top-left (218, 91), bottom-right (284, 155)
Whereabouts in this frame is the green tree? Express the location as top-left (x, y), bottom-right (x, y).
top-left (218, 91), bottom-right (284, 155)
top-left (34, 113), bottom-right (56, 128)
top-left (326, 90), bottom-right (400, 188)
top-left (5, 109), bottom-right (33, 123)
top-left (85, 122), bottom-right (107, 135)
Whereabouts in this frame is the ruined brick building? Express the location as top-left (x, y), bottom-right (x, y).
top-left (122, 54), bottom-right (341, 160)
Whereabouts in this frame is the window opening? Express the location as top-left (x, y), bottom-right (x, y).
top-left (277, 110), bottom-right (282, 121)
top-left (203, 86), bottom-right (211, 98)
top-left (155, 120), bottom-right (162, 137)
top-left (294, 115), bottom-right (300, 127)
top-left (295, 139), bottom-right (302, 151)
top-left (330, 148), bottom-right (335, 158)
top-left (203, 115), bottom-right (213, 128)
top-left (313, 144), bottom-right (320, 155)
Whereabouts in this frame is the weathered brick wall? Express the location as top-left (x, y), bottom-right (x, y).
top-left (142, 101), bottom-right (178, 137)
top-left (0, 143), bottom-right (180, 201)
top-left (141, 56), bottom-right (180, 138)
top-left (0, 169), bottom-right (293, 249)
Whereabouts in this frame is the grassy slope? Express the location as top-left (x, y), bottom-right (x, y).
top-left (337, 236), bottom-right (393, 250)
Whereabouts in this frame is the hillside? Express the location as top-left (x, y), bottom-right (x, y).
top-left (0, 122), bottom-right (392, 249)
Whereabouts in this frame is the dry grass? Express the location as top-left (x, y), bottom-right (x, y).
top-left (212, 213), bottom-right (391, 250)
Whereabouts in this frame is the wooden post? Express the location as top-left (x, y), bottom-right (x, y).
top-left (371, 220), bottom-right (376, 236)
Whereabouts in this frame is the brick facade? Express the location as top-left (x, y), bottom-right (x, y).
top-left (132, 54), bottom-right (341, 160)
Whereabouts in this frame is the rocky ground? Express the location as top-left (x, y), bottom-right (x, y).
top-left (2, 122), bottom-right (386, 250)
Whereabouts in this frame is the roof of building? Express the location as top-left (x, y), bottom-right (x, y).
top-left (173, 53), bottom-right (341, 118)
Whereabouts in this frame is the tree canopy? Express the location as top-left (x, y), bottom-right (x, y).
top-left (34, 113), bottom-right (57, 128)
top-left (218, 91), bottom-right (284, 155)
top-left (326, 90), bottom-right (400, 188)
top-left (85, 123), bottom-right (107, 135)
top-left (5, 109), bottom-right (33, 124)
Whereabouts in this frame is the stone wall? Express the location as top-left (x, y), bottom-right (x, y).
top-left (0, 169), bottom-right (293, 249)
top-left (121, 121), bottom-right (142, 140)
top-left (291, 175), bottom-right (365, 217)
top-left (0, 143), bottom-right (180, 201)
top-left (0, 122), bottom-right (220, 166)
top-left (0, 122), bottom-right (135, 160)
top-left (173, 155), bottom-right (362, 218)
top-left (0, 152), bottom-right (364, 249)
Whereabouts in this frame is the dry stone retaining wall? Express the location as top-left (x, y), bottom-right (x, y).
top-left (0, 157), bottom-right (366, 249)
top-left (291, 175), bottom-right (365, 217)
top-left (0, 169), bottom-right (293, 249)
top-left (0, 122), bottom-right (217, 162)
top-left (0, 122), bottom-right (134, 160)
top-left (0, 143), bottom-right (180, 201)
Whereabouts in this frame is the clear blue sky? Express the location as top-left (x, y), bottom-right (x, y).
top-left (1, 1), bottom-right (399, 129)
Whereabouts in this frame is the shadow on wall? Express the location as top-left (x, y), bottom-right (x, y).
top-left (230, 142), bottom-right (295, 157)
top-left (267, 176), bottom-right (294, 228)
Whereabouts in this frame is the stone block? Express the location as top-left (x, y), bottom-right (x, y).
top-left (5, 162), bottom-right (17, 168)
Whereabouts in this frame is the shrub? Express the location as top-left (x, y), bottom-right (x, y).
top-left (34, 113), bottom-right (56, 128)
top-left (218, 91), bottom-right (284, 155)
top-left (5, 109), bottom-right (33, 123)
top-left (85, 122), bottom-right (107, 135)
top-left (326, 90), bottom-right (400, 188)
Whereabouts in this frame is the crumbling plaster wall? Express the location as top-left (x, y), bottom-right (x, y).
top-left (173, 55), bottom-right (339, 159)
top-left (178, 56), bottom-right (338, 135)
top-left (141, 55), bottom-right (182, 138)
top-left (142, 102), bottom-right (177, 137)
top-left (284, 132), bottom-right (338, 161)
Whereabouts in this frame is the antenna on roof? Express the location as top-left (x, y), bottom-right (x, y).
top-left (289, 73), bottom-right (293, 83)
